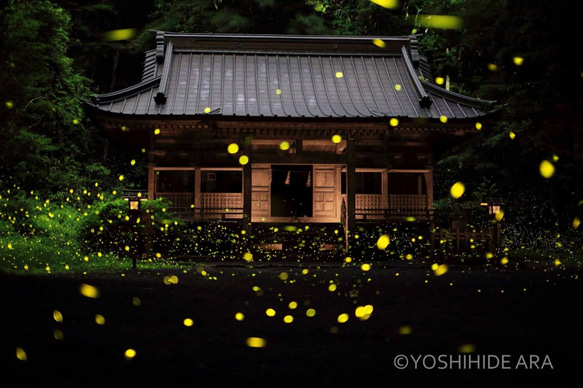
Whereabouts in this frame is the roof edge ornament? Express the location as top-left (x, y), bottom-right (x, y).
top-left (156, 31), bottom-right (166, 63)
top-left (408, 35), bottom-right (421, 67)
top-left (401, 45), bottom-right (432, 109)
top-left (154, 41), bottom-right (173, 105)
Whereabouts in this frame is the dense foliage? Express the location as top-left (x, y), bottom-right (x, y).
top-left (0, 0), bottom-right (581, 270)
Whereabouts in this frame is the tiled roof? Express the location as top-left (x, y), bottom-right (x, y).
top-left (86, 32), bottom-right (492, 120)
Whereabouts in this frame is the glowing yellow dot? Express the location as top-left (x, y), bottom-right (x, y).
top-left (500, 257), bottom-right (509, 265)
top-left (183, 318), bottom-right (194, 327)
top-left (118, 175), bottom-right (124, 181)
top-left (246, 337), bottom-right (267, 348)
top-left (372, 38), bottom-right (386, 48)
top-left (513, 56), bottom-right (524, 66)
top-left (337, 313), bottom-right (349, 323)
top-left (435, 77), bottom-right (445, 85)
top-left (306, 308), bottom-right (316, 317)
top-left (265, 308), bottom-right (276, 317)
top-left (552, 154), bottom-right (559, 162)
top-left (433, 263), bottom-right (448, 276)
top-left (475, 122), bottom-right (482, 130)
top-left (154, 128), bottom-right (160, 135)
top-left (16, 347), bottom-right (27, 361)
top-left (554, 258), bottom-right (562, 267)
top-left (53, 310), bottom-right (63, 322)
top-left (7, 242), bottom-right (13, 250)
top-left (439, 115), bottom-right (448, 123)
top-left (130, 159), bottom-right (136, 166)
top-left (509, 131), bottom-right (516, 139)
top-left (243, 252), bottom-right (253, 262)
top-left (355, 305), bottom-right (373, 320)
top-left (335, 71), bottom-right (344, 78)
top-left (458, 343), bottom-right (476, 353)
top-left (95, 314), bottom-right (106, 325)
top-left (370, 0), bottom-right (400, 9)
top-left (361, 263), bottom-right (371, 271)
top-left (279, 272), bottom-right (289, 280)
top-left (487, 63), bottom-right (498, 72)
top-left (288, 301), bottom-right (298, 310)
top-left (79, 283), bottom-right (100, 299)
top-left (235, 312), bottom-right (245, 321)
top-left (405, 253), bottom-right (413, 260)
top-left (279, 141), bottom-right (290, 151)
top-left (389, 118), bottom-right (399, 127)
top-left (331, 134), bottom-right (342, 144)
top-left (239, 155), bottom-right (249, 165)
top-left (275, 89), bottom-right (282, 95)
top-left (495, 210), bottom-right (505, 222)
top-left (418, 14), bottom-right (463, 29)
top-left (328, 283), bottom-right (337, 292)
top-left (227, 143), bottom-right (239, 154)
top-left (104, 28), bottom-right (138, 41)
top-left (539, 160), bottom-right (555, 178)
top-left (344, 256), bottom-right (352, 263)
top-left (132, 297), bottom-right (141, 306)
top-left (450, 182), bottom-right (465, 199)
top-left (283, 315), bottom-right (294, 323)
top-left (124, 348), bottom-right (137, 360)
top-left (398, 325), bottom-right (412, 335)
top-left (573, 217), bottom-right (581, 229)
top-left (204, 107), bottom-right (211, 113)
top-left (72, 118), bottom-right (80, 125)
top-left (54, 329), bottom-right (64, 341)
top-left (376, 234), bottom-right (390, 250)
top-left (5, 101), bottom-right (14, 109)
top-left (394, 84), bottom-right (402, 91)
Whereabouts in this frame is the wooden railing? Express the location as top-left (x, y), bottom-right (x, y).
top-left (155, 192), bottom-right (244, 220)
top-left (356, 208), bottom-right (435, 223)
top-left (155, 192), bottom-right (194, 209)
top-left (389, 194), bottom-right (428, 210)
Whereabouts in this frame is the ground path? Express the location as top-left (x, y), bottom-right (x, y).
top-left (1, 261), bottom-right (581, 387)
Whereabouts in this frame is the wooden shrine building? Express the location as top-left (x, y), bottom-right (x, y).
top-left (85, 32), bottom-right (493, 253)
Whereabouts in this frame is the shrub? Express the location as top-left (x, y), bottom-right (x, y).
top-left (78, 197), bottom-right (182, 257)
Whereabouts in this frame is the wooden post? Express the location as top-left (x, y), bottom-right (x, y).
top-left (242, 138), bottom-right (253, 240)
top-left (194, 167), bottom-right (201, 218)
top-left (148, 163), bottom-right (155, 200)
top-left (346, 137), bottom-right (356, 255)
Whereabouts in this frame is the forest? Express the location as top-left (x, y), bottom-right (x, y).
top-left (0, 0), bottom-right (582, 272)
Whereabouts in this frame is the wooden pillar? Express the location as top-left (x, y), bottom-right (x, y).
top-left (346, 137), bottom-right (356, 255)
top-left (423, 168), bottom-right (434, 210)
top-left (194, 167), bottom-right (201, 218)
top-left (242, 138), bottom-right (253, 237)
top-left (147, 163), bottom-right (155, 200)
top-left (424, 169), bottom-right (435, 252)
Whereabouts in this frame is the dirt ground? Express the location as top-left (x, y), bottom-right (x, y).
top-left (1, 260), bottom-right (582, 387)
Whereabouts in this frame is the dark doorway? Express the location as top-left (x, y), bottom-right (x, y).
top-left (271, 165), bottom-right (313, 217)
